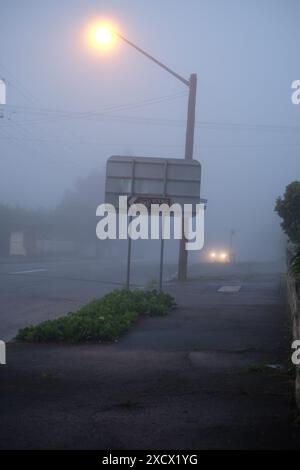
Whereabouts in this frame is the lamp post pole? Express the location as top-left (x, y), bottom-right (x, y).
top-left (114, 32), bottom-right (197, 281)
top-left (178, 73), bottom-right (197, 281)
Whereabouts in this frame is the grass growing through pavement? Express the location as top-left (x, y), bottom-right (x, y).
top-left (16, 289), bottom-right (176, 343)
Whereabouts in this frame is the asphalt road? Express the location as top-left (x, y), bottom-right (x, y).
top-left (0, 256), bottom-right (177, 341)
top-left (1, 259), bottom-right (299, 449)
top-left (0, 256), bottom-right (281, 341)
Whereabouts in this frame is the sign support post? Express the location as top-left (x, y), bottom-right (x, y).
top-left (159, 215), bottom-right (165, 293)
top-left (126, 216), bottom-right (132, 290)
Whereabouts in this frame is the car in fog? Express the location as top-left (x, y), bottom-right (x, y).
top-left (209, 250), bottom-right (230, 263)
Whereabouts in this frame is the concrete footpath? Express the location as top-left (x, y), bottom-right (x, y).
top-left (0, 263), bottom-right (300, 449)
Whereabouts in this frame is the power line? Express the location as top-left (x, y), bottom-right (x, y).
top-left (1, 62), bottom-right (300, 170)
top-left (3, 105), bottom-right (300, 135)
top-left (1, 129), bottom-right (300, 150)
top-left (0, 92), bottom-right (187, 118)
top-left (0, 62), bottom-right (39, 106)
top-left (0, 63), bottom-right (89, 167)
top-left (2, 62), bottom-right (300, 136)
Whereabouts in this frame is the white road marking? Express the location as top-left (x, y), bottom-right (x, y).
top-left (218, 285), bottom-right (241, 293)
top-left (10, 268), bottom-right (47, 275)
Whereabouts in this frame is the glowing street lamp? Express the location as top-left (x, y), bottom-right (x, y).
top-left (88, 22), bottom-right (116, 51)
top-left (94, 27), bottom-right (113, 47)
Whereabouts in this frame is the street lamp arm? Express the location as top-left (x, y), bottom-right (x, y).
top-left (115, 32), bottom-right (190, 87)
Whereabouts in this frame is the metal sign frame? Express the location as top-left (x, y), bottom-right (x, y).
top-left (104, 156), bottom-right (201, 291)
top-left (105, 155), bottom-right (201, 210)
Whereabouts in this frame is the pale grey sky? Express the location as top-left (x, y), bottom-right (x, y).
top-left (0, 0), bottom-right (299, 260)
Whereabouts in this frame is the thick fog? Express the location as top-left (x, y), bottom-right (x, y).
top-left (0, 0), bottom-right (299, 262)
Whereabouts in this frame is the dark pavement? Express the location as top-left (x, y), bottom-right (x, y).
top-left (0, 262), bottom-right (300, 449)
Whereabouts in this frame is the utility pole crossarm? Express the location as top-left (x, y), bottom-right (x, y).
top-left (115, 32), bottom-right (190, 87)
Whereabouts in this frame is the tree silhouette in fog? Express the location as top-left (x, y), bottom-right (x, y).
top-left (275, 181), bottom-right (300, 246)
top-left (53, 169), bottom-right (105, 243)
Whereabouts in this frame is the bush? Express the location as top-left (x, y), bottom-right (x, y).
top-left (16, 289), bottom-right (176, 343)
top-left (290, 250), bottom-right (300, 278)
top-left (275, 181), bottom-right (300, 245)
